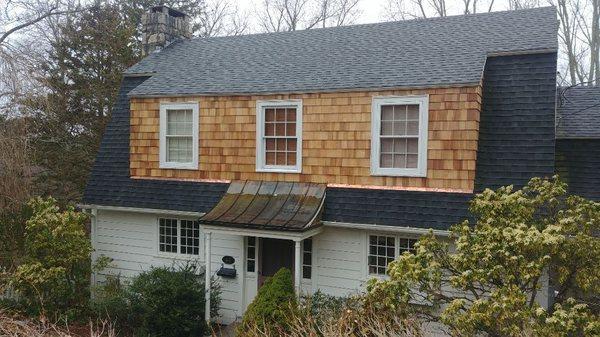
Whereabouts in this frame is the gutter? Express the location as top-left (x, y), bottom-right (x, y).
top-left (79, 204), bottom-right (450, 237)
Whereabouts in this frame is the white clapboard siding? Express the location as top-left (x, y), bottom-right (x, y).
top-left (313, 227), bottom-right (367, 297)
top-left (93, 210), bottom-right (242, 325)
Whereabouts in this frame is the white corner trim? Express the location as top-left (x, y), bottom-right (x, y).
top-left (159, 102), bottom-right (199, 170)
top-left (255, 99), bottom-right (303, 173)
top-left (370, 95), bottom-right (429, 177)
top-left (323, 221), bottom-right (450, 237)
top-left (78, 204), bottom-right (204, 217)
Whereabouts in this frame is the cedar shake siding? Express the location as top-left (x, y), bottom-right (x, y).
top-left (129, 86), bottom-right (482, 191)
top-left (474, 53), bottom-right (557, 192)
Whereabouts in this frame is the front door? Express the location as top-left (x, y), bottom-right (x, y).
top-left (258, 238), bottom-right (294, 288)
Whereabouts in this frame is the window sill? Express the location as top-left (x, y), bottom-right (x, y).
top-left (256, 166), bottom-right (301, 174)
top-left (370, 168), bottom-right (426, 177)
top-left (159, 162), bottom-right (199, 170)
top-left (156, 252), bottom-right (203, 261)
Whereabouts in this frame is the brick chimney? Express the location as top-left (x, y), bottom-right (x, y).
top-left (141, 6), bottom-right (191, 56)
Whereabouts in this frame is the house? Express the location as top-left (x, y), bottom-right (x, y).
top-left (81, 5), bottom-right (598, 326)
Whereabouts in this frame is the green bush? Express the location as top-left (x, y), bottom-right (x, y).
top-left (239, 268), bottom-right (297, 335)
top-left (1, 197), bottom-right (91, 318)
top-left (92, 262), bottom-right (220, 337)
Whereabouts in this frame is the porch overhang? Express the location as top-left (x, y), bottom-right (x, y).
top-left (198, 180), bottom-right (326, 232)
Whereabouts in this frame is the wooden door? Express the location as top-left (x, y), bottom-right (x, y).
top-left (258, 238), bottom-right (294, 288)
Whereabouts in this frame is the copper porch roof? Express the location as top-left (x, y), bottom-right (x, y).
top-left (198, 180), bottom-right (326, 231)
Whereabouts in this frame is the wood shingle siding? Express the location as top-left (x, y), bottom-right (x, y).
top-left (130, 86), bottom-right (482, 191)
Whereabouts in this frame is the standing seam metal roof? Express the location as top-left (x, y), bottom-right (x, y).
top-left (126, 7), bottom-right (558, 97)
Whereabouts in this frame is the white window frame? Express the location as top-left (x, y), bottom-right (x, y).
top-left (255, 99), bottom-right (303, 173)
top-left (366, 233), bottom-right (419, 277)
top-left (159, 102), bottom-right (199, 170)
top-left (157, 217), bottom-right (202, 258)
top-left (370, 95), bottom-right (429, 177)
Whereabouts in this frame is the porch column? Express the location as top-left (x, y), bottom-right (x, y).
top-left (294, 239), bottom-right (301, 295)
top-left (205, 231), bottom-right (212, 322)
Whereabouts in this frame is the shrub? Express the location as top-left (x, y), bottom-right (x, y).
top-left (1, 197), bottom-right (91, 318)
top-left (241, 291), bottom-right (423, 337)
top-left (92, 261), bottom-right (220, 337)
top-left (238, 268), bottom-right (297, 335)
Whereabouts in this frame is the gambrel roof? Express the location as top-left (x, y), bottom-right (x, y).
top-left (126, 7), bottom-right (558, 97)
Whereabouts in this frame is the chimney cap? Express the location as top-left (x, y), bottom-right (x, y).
top-left (150, 5), bottom-right (187, 18)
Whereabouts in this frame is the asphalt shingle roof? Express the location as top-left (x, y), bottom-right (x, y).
top-left (556, 86), bottom-right (600, 139)
top-left (126, 7), bottom-right (558, 97)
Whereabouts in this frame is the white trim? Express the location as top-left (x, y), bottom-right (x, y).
top-left (323, 221), bottom-right (450, 237)
top-left (159, 102), bottom-right (199, 170)
top-left (78, 204), bottom-right (204, 217)
top-left (202, 225), bottom-right (322, 241)
top-left (255, 99), bottom-right (303, 173)
top-left (370, 95), bottom-right (429, 177)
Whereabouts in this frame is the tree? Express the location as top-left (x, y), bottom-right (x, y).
top-left (367, 176), bottom-right (600, 336)
top-left (255, 0), bottom-right (361, 32)
top-left (21, 3), bottom-right (138, 202)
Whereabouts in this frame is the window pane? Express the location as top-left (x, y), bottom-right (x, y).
top-left (380, 154), bottom-right (393, 168)
top-left (167, 137), bottom-right (193, 163)
top-left (287, 152), bottom-right (297, 166)
top-left (286, 123), bottom-right (296, 136)
top-left (407, 154), bottom-right (418, 168)
top-left (265, 123), bottom-right (275, 136)
top-left (381, 105), bottom-right (394, 120)
top-left (286, 109), bottom-right (296, 121)
top-left (381, 139), bottom-right (393, 153)
top-left (393, 121), bottom-right (406, 136)
top-left (394, 139), bottom-right (407, 154)
top-left (266, 151), bottom-right (276, 165)
top-left (276, 139), bottom-right (286, 151)
top-left (407, 138), bottom-right (418, 153)
top-left (167, 109), bottom-right (193, 136)
top-left (275, 123), bottom-right (286, 136)
top-left (265, 108), bottom-right (275, 122)
top-left (381, 121), bottom-right (393, 135)
top-left (407, 121), bottom-right (419, 135)
top-left (266, 139), bottom-right (276, 151)
top-left (393, 154), bottom-right (406, 168)
top-left (393, 105), bottom-right (407, 121)
top-left (276, 152), bottom-right (286, 165)
top-left (407, 105), bottom-right (419, 119)
top-left (275, 108), bottom-right (286, 121)
top-left (287, 139), bottom-right (297, 151)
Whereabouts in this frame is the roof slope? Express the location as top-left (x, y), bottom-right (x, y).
top-left (556, 86), bottom-right (600, 139)
top-left (127, 7), bottom-right (557, 97)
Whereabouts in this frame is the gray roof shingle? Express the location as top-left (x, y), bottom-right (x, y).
top-left (126, 7), bottom-right (558, 97)
top-left (556, 86), bottom-right (600, 139)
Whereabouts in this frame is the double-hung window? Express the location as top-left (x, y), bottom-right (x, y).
top-left (158, 218), bottom-right (201, 256)
top-left (159, 102), bottom-right (199, 169)
top-left (371, 96), bottom-right (428, 177)
top-left (256, 100), bottom-right (302, 173)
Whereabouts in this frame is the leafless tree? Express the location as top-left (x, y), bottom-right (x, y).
top-left (197, 0), bottom-right (250, 37)
top-left (255, 0), bottom-right (361, 32)
top-left (555, 0), bottom-right (600, 85)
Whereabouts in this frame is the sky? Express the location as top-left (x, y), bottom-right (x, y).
top-left (235, 0), bottom-right (391, 26)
